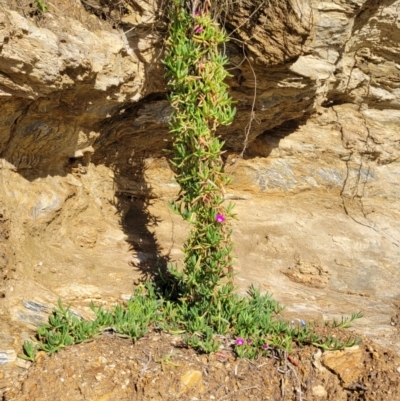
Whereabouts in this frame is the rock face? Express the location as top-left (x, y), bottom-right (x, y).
top-left (0, 0), bottom-right (400, 392)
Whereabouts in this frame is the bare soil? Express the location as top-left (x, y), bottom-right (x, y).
top-left (5, 327), bottom-right (400, 401)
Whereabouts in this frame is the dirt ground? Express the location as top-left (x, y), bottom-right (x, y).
top-left (4, 325), bottom-right (400, 401)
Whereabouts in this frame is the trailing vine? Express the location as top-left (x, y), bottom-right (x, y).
top-left (163, 0), bottom-right (236, 301)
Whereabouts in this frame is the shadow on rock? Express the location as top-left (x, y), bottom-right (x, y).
top-left (110, 154), bottom-right (172, 286)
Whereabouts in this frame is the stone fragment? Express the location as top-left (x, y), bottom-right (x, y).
top-left (23, 300), bottom-right (51, 314)
top-left (11, 301), bottom-right (52, 329)
top-left (0, 350), bottom-right (16, 364)
top-left (72, 220), bottom-right (98, 248)
top-left (290, 55), bottom-right (335, 80)
top-left (322, 347), bottom-right (363, 387)
top-left (312, 385), bottom-right (327, 397)
top-left (16, 358), bottom-right (32, 369)
top-left (282, 255), bottom-right (331, 288)
top-left (180, 370), bottom-right (204, 395)
top-left (312, 349), bottom-right (328, 373)
top-left (34, 351), bottom-right (47, 365)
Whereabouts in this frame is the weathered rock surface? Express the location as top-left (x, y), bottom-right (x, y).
top-left (1, 0), bottom-right (400, 394)
top-left (322, 346), bottom-right (364, 387)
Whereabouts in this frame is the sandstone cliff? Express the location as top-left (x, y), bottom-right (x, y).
top-left (0, 0), bottom-right (400, 387)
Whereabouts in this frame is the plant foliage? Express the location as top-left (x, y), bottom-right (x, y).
top-left (163, 0), bottom-right (236, 301)
top-left (34, 0), bottom-right (48, 12)
top-left (20, 282), bottom-right (362, 362)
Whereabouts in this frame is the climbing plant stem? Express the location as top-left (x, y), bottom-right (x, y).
top-left (163, 0), bottom-right (236, 301)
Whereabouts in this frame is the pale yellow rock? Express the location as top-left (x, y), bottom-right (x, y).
top-left (179, 370), bottom-right (204, 395)
top-left (16, 358), bottom-right (32, 370)
top-left (322, 347), bottom-right (363, 387)
top-left (312, 349), bottom-right (329, 374)
top-left (281, 254), bottom-right (331, 289)
top-left (312, 385), bottom-right (328, 397)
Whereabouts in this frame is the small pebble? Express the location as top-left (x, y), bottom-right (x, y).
top-left (312, 385), bottom-right (327, 397)
top-left (16, 359), bottom-right (31, 369)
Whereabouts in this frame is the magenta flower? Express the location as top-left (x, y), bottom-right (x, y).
top-left (263, 344), bottom-right (269, 350)
top-left (194, 10), bottom-right (200, 16)
top-left (194, 26), bottom-right (204, 34)
top-left (215, 214), bottom-right (225, 223)
top-left (235, 338), bottom-right (245, 346)
top-left (247, 339), bottom-right (252, 344)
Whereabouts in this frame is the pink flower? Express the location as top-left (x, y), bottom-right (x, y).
top-left (235, 338), bottom-right (245, 346)
top-left (194, 10), bottom-right (200, 16)
top-left (194, 26), bottom-right (204, 34)
top-left (263, 344), bottom-right (269, 350)
top-left (215, 214), bottom-right (225, 223)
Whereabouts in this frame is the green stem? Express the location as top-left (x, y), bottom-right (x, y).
top-left (164, 0), bottom-right (236, 301)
